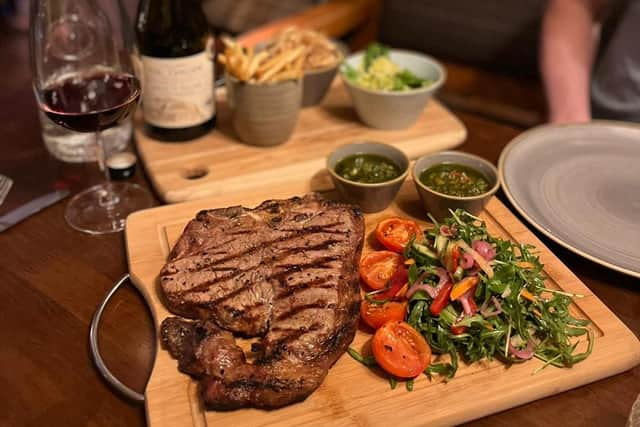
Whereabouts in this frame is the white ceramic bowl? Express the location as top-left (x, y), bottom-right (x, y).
top-left (340, 49), bottom-right (446, 129)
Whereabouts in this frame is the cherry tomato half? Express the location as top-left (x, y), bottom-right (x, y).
top-left (360, 300), bottom-right (408, 330)
top-left (372, 321), bottom-right (431, 378)
top-left (359, 251), bottom-right (403, 290)
top-left (375, 217), bottom-right (423, 253)
top-left (429, 281), bottom-right (453, 316)
top-left (373, 265), bottom-right (408, 300)
top-left (450, 325), bottom-right (468, 335)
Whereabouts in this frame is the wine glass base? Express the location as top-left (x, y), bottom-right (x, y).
top-left (64, 182), bottom-right (153, 234)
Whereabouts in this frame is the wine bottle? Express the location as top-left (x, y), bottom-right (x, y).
top-left (135, 0), bottom-right (215, 141)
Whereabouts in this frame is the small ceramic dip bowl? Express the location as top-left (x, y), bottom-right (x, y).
top-left (412, 151), bottom-right (499, 220)
top-left (327, 141), bottom-right (409, 213)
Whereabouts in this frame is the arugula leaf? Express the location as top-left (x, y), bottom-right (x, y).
top-left (394, 69), bottom-right (427, 88)
top-left (408, 263), bottom-right (419, 285)
top-left (363, 42), bottom-right (389, 70)
top-left (347, 347), bottom-right (376, 367)
top-left (404, 208), bottom-right (592, 379)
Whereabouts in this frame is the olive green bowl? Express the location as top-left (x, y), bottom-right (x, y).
top-left (412, 151), bottom-right (500, 221)
top-left (327, 141), bottom-right (409, 213)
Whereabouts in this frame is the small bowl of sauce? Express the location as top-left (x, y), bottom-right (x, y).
top-left (334, 153), bottom-right (402, 184)
top-left (419, 163), bottom-right (491, 197)
top-left (327, 142), bottom-right (409, 212)
top-left (413, 151), bottom-right (499, 220)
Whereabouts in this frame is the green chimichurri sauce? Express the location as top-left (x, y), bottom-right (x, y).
top-left (419, 163), bottom-right (490, 197)
top-left (335, 153), bottom-right (401, 184)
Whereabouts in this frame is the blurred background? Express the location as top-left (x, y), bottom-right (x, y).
top-left (0, 0), bottom-right (631, 129)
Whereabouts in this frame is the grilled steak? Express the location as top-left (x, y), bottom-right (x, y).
top-left (159, 194), bottom-right (364, 409)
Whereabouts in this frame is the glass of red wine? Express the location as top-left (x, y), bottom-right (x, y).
top-left (30, 0), bottom-right (152, 234)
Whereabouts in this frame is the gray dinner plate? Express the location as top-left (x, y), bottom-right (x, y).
top-left (499, 121), bottom-right (640, 279)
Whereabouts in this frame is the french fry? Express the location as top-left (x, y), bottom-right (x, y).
top-left (257, 47), bottom-right (305, 83)
top-left (222, 28), bottom-right (335, 83)
top-left (255, 50), bottom-right (287, 76)
top-left (292, 52), bottom-right (305, 76)
top-left (270, 69), bottom-right (301, 83)
top-left (237, 53), bottom-right (248, 81)
top-left (247, 51), bottom-right (268, 80)
top-left (221, 35), bottom-right (236, 49)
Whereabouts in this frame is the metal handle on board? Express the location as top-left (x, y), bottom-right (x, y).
top-left (89, 273), bottom-right (146, 403)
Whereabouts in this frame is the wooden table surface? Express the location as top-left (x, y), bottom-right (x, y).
top-left (1, 28), bottom-right (638, 427)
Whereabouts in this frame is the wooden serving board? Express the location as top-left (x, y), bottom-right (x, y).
top-left (134, 81), bottom-right (466, 203)
top-left (126, 182), bottom-right (640, 427)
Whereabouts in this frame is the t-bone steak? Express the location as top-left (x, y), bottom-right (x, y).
top-left (159, 193), bottom-right (364, 409)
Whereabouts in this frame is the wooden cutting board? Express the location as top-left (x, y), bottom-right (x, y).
top-left (134, 81), bottom-right (466, 204)
top-left (125, 182), bottom-right (640, 427)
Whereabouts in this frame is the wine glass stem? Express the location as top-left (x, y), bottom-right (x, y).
top-left (95, 130), bottom-right (117, 208)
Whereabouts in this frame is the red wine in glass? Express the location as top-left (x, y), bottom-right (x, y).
top-left (31, 0), bottom-right (153, 234)
top-left (41, 71), bottom-right (140, 133)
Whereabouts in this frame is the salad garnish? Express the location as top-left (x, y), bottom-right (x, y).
top-left (343, 43), bottom-right (432, 91)
top-left (348, 209), bottom-right (593, 390)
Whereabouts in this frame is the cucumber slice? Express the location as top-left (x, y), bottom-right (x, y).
top-left (413, 242), bottom-right (439, 261)
top-left (435, 235), bottom-right (449, 257)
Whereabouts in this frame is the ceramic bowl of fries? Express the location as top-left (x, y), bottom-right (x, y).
top-left (265, 27), bottom-right (343, 107)
top-left (225, 73), bottom-right (302, 146)
top-left (219, 36), bottom-right (305, 146)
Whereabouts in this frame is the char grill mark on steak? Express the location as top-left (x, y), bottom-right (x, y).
top-left (163, 241), bottom-right (343, 303)
top-left (164, 222), bottom-right (345, 276)
top-left (275, 277), bottom-right (335, 298)
top-left (160, 194), bottom-right (363, 409)
top-left (273, 301), bottom-right (335, 322)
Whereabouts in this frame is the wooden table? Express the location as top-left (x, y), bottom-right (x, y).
top-left (1, 28), bottom-right (638, 427)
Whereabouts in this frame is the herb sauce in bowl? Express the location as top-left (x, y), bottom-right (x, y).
top-left (419, 163), bottom-right (490, 197)
top-left (335, 153), bottom-right (401, 183)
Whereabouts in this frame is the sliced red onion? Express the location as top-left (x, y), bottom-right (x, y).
top-left (439, 224), bottom-right (458, 237)
top-left (407, 267), bottom-right (450, 299)
top-left (472, 240), bottom-right (496, 261)
top-left (508, 339), bottom-right (535, 360)
top-left (456, 240), bottom-right (494, 278)
top-left (461, 252), bottom-right (475, 269)
top-left (482, 310), bottom-right (500, 318)
top-left (466, 266), bottom-right (480, 276)
top-left (412, 270), bottom-right (430, 286)
top-left (435, 267), bottom-right (450, 287)
top-left (480, 296), bottom-right (504, 318)
top-left (479, 305), bottom-right (492, 317)
top-left (491, 296), bottom-right (503, 312)
top-left (479, 297), bottom-right (489, 313)
top-left (407, 283), bottom-right (438, 299)
top-left (458, 287), bottom-right (478, 316)
top-left (439, 225), bottom-right (452, 237)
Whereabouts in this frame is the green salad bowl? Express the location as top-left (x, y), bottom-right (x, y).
top-left (340, 49), bottom-right (446, 130)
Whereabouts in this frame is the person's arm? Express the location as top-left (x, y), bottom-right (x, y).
top-left (540, 0), bottom-right (609, 123)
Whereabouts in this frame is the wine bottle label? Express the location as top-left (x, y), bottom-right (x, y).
top-left (140, 51), bottom-right (215, 129)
